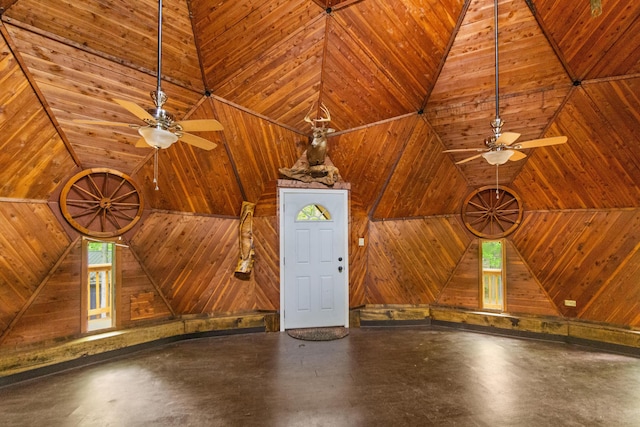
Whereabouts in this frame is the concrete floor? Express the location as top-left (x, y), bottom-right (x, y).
top-left (0, 327), bottom-right (639, 426)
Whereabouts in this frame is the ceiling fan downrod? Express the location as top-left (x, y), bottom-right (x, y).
top-left (152, 0), bottom-right (164, 190)
top-left (154, 0), bottom-right (165, 108)
top-left (493, 0), bottom-right (502, 140)
top-left (493, 0), bottom-right (502, 198)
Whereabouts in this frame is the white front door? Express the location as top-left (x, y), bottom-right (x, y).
top-left (280, 188), bottom-right (348, 330)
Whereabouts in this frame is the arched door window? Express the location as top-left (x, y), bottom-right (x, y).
top-left (296, 204), bottom-right (331, 221)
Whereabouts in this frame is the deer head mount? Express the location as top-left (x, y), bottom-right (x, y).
top-left (304, 103), bottom-right (335, 166)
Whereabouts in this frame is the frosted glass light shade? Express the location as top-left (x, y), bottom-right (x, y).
top-left (482, 150), bottom-right (514, 165)
top-left (138, 127), bottom-right (178, 149)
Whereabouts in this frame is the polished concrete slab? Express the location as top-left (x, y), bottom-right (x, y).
top-left (1, 326), bottom-right (639, 426)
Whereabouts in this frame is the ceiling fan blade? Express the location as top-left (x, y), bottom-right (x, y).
top-left (508, 150), bottom-right (527, 161)
top-left (179, 132), bottom-right (217, 150)
top-left (443, 148), bottom-right (487, 153)
top-left (113, 98), bottom-right (155, 122)
top-left (515, 136), bottom-right (568, 149)
top-left (176, 119), bottom-right (224, 132)
top-left (497, 132), bottom-right (521, 145)
top-left (134, 137), bottom-right (150, 148)
top-left (455, 153), bottom-right (483, 164)
top-left (73, 119), bottom-right (134, 127)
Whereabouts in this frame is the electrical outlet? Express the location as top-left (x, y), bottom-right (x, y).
top-left (358, 237), bottom-right (365, 247)
top-left (564, 299), bottom-right (577, 307)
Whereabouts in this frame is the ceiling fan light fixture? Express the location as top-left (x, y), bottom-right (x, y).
top-left (482, 149), bottom-right (514, 165)
top-left (138, 126), bottom-right (178, 149)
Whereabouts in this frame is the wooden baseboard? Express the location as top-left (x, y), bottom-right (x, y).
top-left (3, 307), bottom-right (638, 383)
top-left (0, 312), bottom-right (278, 381)
top-left (353, 305), bottom-right (640, 355)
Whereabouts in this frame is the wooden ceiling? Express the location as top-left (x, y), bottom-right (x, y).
top-left (1, 0), bottom-right (639, 219)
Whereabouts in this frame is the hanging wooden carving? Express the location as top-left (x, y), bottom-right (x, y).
top-left (234, 201), bottom-right (256, 280)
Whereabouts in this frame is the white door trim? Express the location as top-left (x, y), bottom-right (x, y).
top-left (279, 187), bottom-right (349, 331)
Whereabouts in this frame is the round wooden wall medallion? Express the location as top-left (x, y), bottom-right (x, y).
top-left (461, 186), bottom-right (523, 239)
top-left (60, 168), bottom-right (144, 238)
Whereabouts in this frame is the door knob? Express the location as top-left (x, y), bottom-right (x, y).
top-left (338, 266), bottom-right (343, 272)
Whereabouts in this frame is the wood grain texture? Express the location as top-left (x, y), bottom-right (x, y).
top-left (579, 242), bottom-right (640, 328)
top-left (511, 210), bottom-right (640, 321)
top-left (0, 0), bottom-right (640, 350)
top-left (320, 17), bottom-right (417, 130)
top-left (349, 211), bottom-right (368, 307)
top-left (503, 239), bottom-right (559, 316)
top-left (585, 14), bottom-right (640, 78)
top-left (120, 249), bottom-right (172, 325)
top-left (210, 14), bottom-right (326, 131)
top-left (532, 0), bottom-right (640, 79)
top-left (252, 216), bottom-right (280, 311)
top-left (130, 212), bottom-right (255, 314)
top-left (0, 202), bottom-right (71, 337)
top-left (436, 240), bottom-right (480, 309)
top-left (254, 180), bottom-right (279, 218)
top-left (366, 216), bottom-right (471, 304)
top-left (212, 99), bottom-right (304, 204)
top-left (5, 23), bottom-right (203, 174)
top-left (438, 238), bottom-right (561, 316)
top-left (134, 99), bottom-right (244, 216)
top-left (513, 84), bottom-right (640, 210)
top-left (323, 0), bottom-right (463, 128)
top-left (329, 116), bottom-right (416, 216)
top-left (5, 0), bottom-right (203, 90)
top-left (427, 0), bottom-right (571, 187)
top-left (374, 116), bottom-right (471, 218)
top-left (2, 239), bottom-right (81, 346)
top-left (0, 34), bottom-right (77, 199)
top-left (193, 0), bottom-right (322, 93)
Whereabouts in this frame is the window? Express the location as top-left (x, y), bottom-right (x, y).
top-left (480, 239), bottom-right (505, 311)
top-left (296, 204), bottom-right (331, 221)
top-left (82, 239), bottom-right (119, 332)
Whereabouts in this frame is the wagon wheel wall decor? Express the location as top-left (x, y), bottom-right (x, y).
top-left (60, 168), bottom-right (144, 238)
top-left (462, 186), bottom-right (523, 239)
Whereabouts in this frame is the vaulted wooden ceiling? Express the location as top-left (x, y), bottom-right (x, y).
top-left (1, 0), bottom-right (639, 219)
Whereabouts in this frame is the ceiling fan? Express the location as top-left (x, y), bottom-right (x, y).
top-left (74, 0), bottom-right (223, 187)
top-left (443, 0), bottom-right (567, 167)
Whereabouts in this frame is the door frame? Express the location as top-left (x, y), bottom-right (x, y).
top-left (279, 187), bottom-right (349, 331)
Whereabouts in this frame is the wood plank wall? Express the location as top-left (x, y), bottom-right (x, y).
top-left (366, 216), bottom-right (471, 304)
top-left (1, 238), bottom-right (176, 346)
top-left (0, 33), bottom-right (77, 199)
top-left (512, 210), bottom-right (640, 326)
top-left (129, 212), bottom-right (257, 314)
top-left (0, 202), bottom-right (71, 343)
top-left (1, 0), bottom-right (640, 354)
top-left (2, 240), bottom-right (83, 346)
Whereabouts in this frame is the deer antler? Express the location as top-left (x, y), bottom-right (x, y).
top-left (304, 103), bottom-right (316, 126)
top-left (316, 103), bottom-right (331, 123)
top-left (304, 103), bottom-right (331, 127)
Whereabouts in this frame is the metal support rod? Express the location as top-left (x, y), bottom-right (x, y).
top-left (156, 0), bottom-right (163, 95)
top-left (494, 0), bottom-right (500, 121)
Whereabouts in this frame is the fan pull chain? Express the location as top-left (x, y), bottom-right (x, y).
top-left (495, 164), bottom-right (500, 199)
top-left (153, 147), bottom-right (160, 191)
